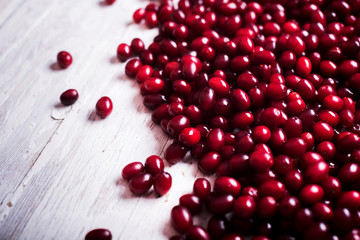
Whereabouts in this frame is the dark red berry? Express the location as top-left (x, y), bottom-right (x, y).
top-left (57, 51), bottom-right (72, 69)
top-left (105, 0), bottom-right (115, 4)
top-left (129, 172), bottom-right (153, 195)
top-left (154, 171), bottom-right (172, 195)
top-left (85, 229), bottom-right (112, 240)
top-left (144, 155), bottom-right (164, 176)
top-left (95, 97), bottom-right (113, 118)
top-left (122, 162), bottom-right (144, 181)
top-left (117, 43), bottom-right (131, 62)
top-left (60, 89), bottom-right (78, 106)
top-left (171, 205), bottom-right (193, 233)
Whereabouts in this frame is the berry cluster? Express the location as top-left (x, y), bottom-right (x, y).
top-left (116, 0), bottom-right (360, 239)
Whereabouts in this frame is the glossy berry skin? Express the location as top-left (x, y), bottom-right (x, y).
top-left (198, 152), bottom-right (221, 174)
top-left (96, 97), bottom-right (113, 118)
top-left (117, 43), bottom-right (131, 62)
top-left (272, 155), bottom-right (293, 175)
top-left (136, 65), bottom-right (153, 83)
top-left (249, 151), bottom-right (273, 172)
top-left (142, 77), bottom-right (164, 93)
top-left (145, 11), bottom-right (158, 28)
top-left (144, 155), bottom-right (164, 176)
top-left (299, 184), bottom-right (324, 204)
top-left (171, 205), bottom-right (193, 233)
top-left (129, 172), bottom-right (153, 195)
top-left (230, 89), bottom-right (250, 111)
top-left (179, 127), bottom-right (201, 146)
top-left (125, 59), bottom-right (142, 78)
top-left (85, 229), bottom-right (112, 240)
top-left (322, 95), bottom-right (344, 112)
top-left (296, 56), bottom-right (312, 77)
top-left (311, 202), bottom-right (333, 222)
top-left (233, 196), bottom-right (256, 219)
top-left (164, 142), bottom-right (187, 164)
top-left (304, 161), bottom-right (329, 184)
top-left (208, 77), bottom-right (230, 97)
top-left (322, 176), bottom-right (342, 199)
top-left (186, 226), bottom-right (210, 240)
top-left (222, 234), bottom-right (244, 240)
top-left (205, 194), bottom-right (234, 215)
top-left (133, 8), bottom-right (145, 23)
top-left (337, 191), bottom-right (360, 210)
top-left (206, 128), bottom-right (225, 151)
top-left (167, 115), bottom-right (191, 137)
top-left (207, 216), bottom-right (228, 239)
top-left (279, 196), bottom-right (301, 218)
top-left (122, 162), bottom-right (144, 181)
top-left (256, 196), bottom-right (277, 219)
top-left (312, 122), bottom-right (334, 142)
top-left (105, 0), bottom-right (116, 4)
top-left (337, 163), bottom-right (360, 184)
top-left (60, 89), bottom-right (78, 106)
top-left (179, 194), bottom-right (202, 215)
top-left (259, 180), bottom-right (285, 200)
top-left (154, 171), bottom-right (172, 195)
top-left (193, 178), bottom-right (211, 199)
top-left (57, 51), bottom-right (72, 69)
top-left (251, 126), bottom-right (271, 143)
top-left (283, 138), bottom-right (307, 158)
top-left (214, 177), bottom-right (241, 196)
top-left (131, 38), bottom-right (145, 55)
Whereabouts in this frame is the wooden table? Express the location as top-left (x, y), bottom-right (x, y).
top-left (0, 0), bottom-right (210, 239)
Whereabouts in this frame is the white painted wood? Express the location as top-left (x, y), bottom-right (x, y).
top-left (0, 0), bottom-right (213, 239)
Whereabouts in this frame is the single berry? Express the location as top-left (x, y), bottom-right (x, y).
top-left (96, 97), bottom-right (113, 118)
top-left (57, 51), bottom-right (72, 69)
top-left (60, 89), bottom-right (78, 106)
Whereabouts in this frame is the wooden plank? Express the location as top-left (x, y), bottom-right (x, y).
top-left (0, 0), bottom-right (154, 201)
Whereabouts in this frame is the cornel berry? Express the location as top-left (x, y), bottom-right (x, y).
top-left (117, 0), bottom-right (360, 239)
top-left (57, 51), bottom-right (72, 69)
top-left (96, 96), bottom-right (113, 118)
top-left (60, 89), bottom-right (78, 106)
top-left (85, 229), bottom-right (112, 240)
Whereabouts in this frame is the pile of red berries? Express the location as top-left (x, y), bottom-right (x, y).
top-left (122, 155), bottom-right (172, 196)
top-left (116, 0), bottom-right (360, 239)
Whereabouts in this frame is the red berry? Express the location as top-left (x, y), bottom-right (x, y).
top-left (154, 171), bottom-right (172, 195)
top-left (144, 155), bottom-right (164, 176)
top-left (193, 178), bottom-right (211, 199)
top-left (122, 162), bottom-right (144, 181)
top-left (95, 97), bottom-right (113, 118)
top-left (171, 205), bottom-right (193, 233)
top-left (57, 51), bottom-right (72, 69)
top-left (60, 89), bottom-right (78, 106)
top-left (117, 43), bottom-right (131, 62)
top-left (133, 8), bottom-right (146, 23)
top-left (179, 127), bottom-right (201, 146)
top-left (129, 172), bottom-right (153, 195)
top-left (85, 229), bottom-right (112, 240)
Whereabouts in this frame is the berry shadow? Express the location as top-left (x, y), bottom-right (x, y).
top-left (88, 110), bottom-right (103, 121)
top-left (98, 1), bottom-right (110, 7)
top-left (54, 102), bottom-right (66, 108)
top-left (110, 56), bottom-right (119, 64)
top-left (50, 62), bottom-right (62, 71)
top-left (50, 102), bottom-right (74, 120)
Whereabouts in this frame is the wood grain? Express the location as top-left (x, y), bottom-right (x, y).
top-left (0, 0), bottom-right (211, 239)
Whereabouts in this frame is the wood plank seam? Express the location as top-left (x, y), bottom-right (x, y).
top-left (0, 120), bottom-right (63, 206)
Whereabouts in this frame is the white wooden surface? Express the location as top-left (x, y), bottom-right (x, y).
top-left (0, 0), bottom-right (211, 239)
